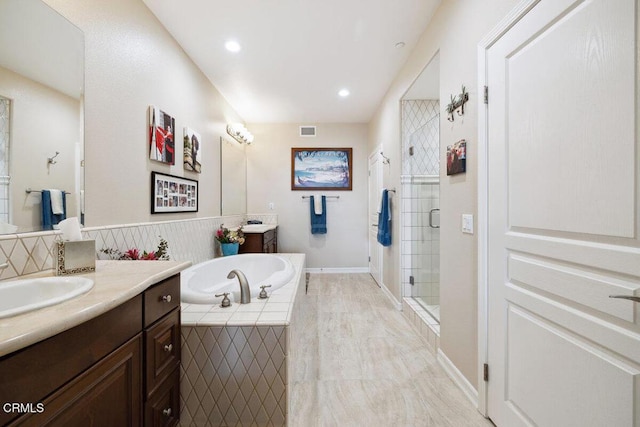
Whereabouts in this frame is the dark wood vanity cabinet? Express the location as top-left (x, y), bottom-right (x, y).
top-left (239, 227), bottom-right (278, 253)
top-left (143, 276), bottom-right (181, 427)
top-left (0, 274), bottom-right (181, 427)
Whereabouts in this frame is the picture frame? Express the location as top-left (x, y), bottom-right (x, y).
top-left (291, 147), bottom-right (353, 191)
top-left (151, 171), bottom-right (198, 213)
top-left (446, 139), bottom-right (466, 176)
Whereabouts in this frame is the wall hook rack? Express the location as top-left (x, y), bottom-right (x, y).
top-left (446, 85), bottom-right (469, 122)
top-left (48, 151), bottom-right (60, 165)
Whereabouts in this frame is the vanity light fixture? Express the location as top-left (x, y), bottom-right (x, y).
top-left (226, 123), bottom-right (254, 144)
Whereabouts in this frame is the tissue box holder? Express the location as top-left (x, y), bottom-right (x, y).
top-left (56, 240), bottom-right (96, 275)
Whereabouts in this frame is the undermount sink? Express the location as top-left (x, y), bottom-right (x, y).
top-left (0, 276), bottom-right (94, 318)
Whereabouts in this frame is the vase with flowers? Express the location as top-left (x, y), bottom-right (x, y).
top-left (215, 225), bottom-right (245, 256)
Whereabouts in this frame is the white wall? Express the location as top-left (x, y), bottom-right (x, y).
top-left (246, 123), bottom-right (368, 269)
top-left (368, 0), bottom-right (518, 388)
top-left (0, 66), bottom-right (80, 232)
top-left (44, 0), bottom-right (243, 227)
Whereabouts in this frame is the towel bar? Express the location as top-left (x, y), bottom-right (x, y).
top-left (26, 188), bottom-right (71, 195)
top-left (301, 195), bottom-right (340, 199)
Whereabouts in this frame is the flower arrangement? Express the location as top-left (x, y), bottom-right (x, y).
top-left (215, 225), bottom-right (245, 245)
top-left (101, 237), bottom-right (169, 260)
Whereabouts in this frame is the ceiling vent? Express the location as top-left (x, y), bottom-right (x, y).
top-left (299, 126), bottom-right (316, 137)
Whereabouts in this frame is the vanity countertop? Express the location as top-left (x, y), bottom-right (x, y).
top-left (0, 260), bottom-right (191, 357)
top-left (241, 224), bottom-right (278, 233)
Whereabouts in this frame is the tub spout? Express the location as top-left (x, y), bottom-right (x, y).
top-left (227, 269), bottom-right (251, 304)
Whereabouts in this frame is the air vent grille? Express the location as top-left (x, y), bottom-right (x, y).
top-left (300, 126), bottom-right (316, 137)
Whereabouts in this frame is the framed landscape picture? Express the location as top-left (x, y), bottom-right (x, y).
top-left (151, 171), bottom-right (198, 213)
top-left (291, 147), bottom-right (353, 191)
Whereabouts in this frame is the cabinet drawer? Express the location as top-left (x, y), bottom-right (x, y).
top-left (144, 276), bottom-right (180, 327)
top-left (145, 308), bottom-right (180, 396)
top-left (145, 367), bottom-right (180, 427)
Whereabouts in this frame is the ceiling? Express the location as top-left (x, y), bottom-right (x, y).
top-left (142, 0), bottom-right (441, 123)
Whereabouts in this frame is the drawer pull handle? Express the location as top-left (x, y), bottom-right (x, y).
top-left (162, 294), bottom-right (172, 303)
top-left (162, 408), bottom-right (172, 417)
top-left (164, 343), bottom-right (173, 352)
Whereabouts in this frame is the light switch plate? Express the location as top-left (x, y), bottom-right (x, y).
top-left (462, 214), bottom-right (474, 234)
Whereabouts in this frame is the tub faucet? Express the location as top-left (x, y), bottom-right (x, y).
top-left (227, 269), bottom-right (251, 304)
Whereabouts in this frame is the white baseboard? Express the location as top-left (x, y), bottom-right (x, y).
top-left (305, 267), bottom-right (370, 274)
top-left (379, 282), bottom-right (402, 310)
top-left (437, 349), bottom-right (479, 408)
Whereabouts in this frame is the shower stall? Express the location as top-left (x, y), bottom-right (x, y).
top-left (401, 99), bottom-right (440, 322)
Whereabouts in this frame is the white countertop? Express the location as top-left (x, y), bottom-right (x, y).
top-left (0, 260), bottom-right (191, 357)
top-left (241, 224), bottom-right (278, 233)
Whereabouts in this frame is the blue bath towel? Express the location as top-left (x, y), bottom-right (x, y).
top-left (41, 190), bottom-right (67, 230)
top-left (310, 195), bottom-right (327, 234)
top-left (377, 190), bottom-right (391, 246)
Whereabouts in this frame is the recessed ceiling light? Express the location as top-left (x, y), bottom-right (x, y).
top-left (338, 89), bottom-right (350, 97)
top-left (225, 40), bottom-right (241, 53)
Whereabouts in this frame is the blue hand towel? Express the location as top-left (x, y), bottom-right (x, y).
top-left (377, 190), bottom-right (391, 246)
top-left (310, 195), bottom-right (327, 234)
top-left (41, 190), bottom-right (67, 230)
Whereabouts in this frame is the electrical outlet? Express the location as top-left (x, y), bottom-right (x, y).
top-left (462, 214), bottom-right (474, 234)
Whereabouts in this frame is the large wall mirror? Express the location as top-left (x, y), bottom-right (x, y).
top-left (0, 0), bottom-right (84, 233)
top-left (220, 137), bottom-right (247, 215)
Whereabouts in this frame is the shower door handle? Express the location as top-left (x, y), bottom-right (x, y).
top-left (429, 209), bottom-right (440, 229)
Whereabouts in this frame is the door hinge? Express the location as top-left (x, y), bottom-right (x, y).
top-left (483, 86), bottom-right (489, 104)
top-left (409, 275), bottom-right (415, 286)
top-left (483, 363), bottom-right (489, 381)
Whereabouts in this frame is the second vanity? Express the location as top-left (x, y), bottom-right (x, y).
top-left (239, 224), bottom-right (278, 254)
top-left (0, 260), bottom-right (190, 426)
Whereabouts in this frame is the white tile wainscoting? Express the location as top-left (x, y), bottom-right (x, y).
top-left (0, 214), bottom-right (277, 280)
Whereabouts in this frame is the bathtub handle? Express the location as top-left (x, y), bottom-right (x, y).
top-left (162, 294), bottom-right (172, 303)
top-left (215, 292), bottom-right (232, 307)
top-left (259, 285), bottom-right (272, 300)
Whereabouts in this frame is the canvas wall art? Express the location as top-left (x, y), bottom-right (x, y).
top-left (291, 147), bottom-right (353, 190)
top-left (446, 139), bottom-right (466, 176)
top-left (149, 106), bottom-right (176, 165)
top-left (183, 127), bottom-right (202, 173)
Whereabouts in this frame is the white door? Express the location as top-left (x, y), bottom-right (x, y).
top-left (486, 0), bottom-right (640, 426)
top-left (368, 149), bottom-right (383, 286)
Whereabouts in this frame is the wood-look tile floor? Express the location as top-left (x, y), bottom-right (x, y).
top-left (289, 273), bottom-right (493, 427)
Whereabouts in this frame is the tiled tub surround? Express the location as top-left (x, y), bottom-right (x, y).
top-left (0, 214), bottom-right (277, 281)
top-left (179, 253), bottom-right (306, 426)
top-left (0, 260), bottom-right (190, 357)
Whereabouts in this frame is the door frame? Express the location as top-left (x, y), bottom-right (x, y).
top-left (476, 0), bottom-right (540, 417)
top-left (368, 146), bottom-right (383, 287)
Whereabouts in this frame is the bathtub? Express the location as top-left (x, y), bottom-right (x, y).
top-left (180, 253), bottom-right (295, 304)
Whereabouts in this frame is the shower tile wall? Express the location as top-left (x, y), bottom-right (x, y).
top-left (402, 100), bottom-right (440, 176)
top-left (401, 177), bottom-right (439, 304)
top-left (401, 100), bottom-right (440, 307)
